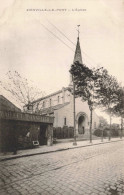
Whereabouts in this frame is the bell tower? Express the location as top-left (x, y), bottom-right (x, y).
top-left (69, 25), bottom-right (83, 85)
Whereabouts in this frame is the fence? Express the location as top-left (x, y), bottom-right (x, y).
top-left (53, 126), bottom-right (74, 139)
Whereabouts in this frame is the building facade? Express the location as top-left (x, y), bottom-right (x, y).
top-left (25, 36), bottom-right (100, 138)
top-left (0, 95), bottom-right (54, 152)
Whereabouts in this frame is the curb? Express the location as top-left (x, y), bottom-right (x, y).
top-left (0, 139), bottom-right (123, 162)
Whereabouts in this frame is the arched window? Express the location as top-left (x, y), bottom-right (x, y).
top-left (64, 117), bottom-right (67, 126)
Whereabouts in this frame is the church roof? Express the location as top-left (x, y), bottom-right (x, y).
top-left (73, 37), bottom-right (82, 64)
top-left (69, 35), bottom-right (83, 85)
top-left (38, 102), bottom-right (70, 115)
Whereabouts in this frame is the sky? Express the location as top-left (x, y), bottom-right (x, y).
top-left (0, 0), bottom-right (124, 123)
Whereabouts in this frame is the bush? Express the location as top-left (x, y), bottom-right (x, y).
top-left (111, 128), bottom-right (119, 137)
top-left (94, 128), bottom-right (120, 137)
top-left (94, 129), bottom-right (108, 137)
top-left (53, 126), bottom-right (74, 139)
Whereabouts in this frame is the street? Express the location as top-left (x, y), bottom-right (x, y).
top-left (0, 141), bottom-right (124, 195)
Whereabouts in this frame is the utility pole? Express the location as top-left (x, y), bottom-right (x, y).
top-left (73, 74), bottom-right (77, 145)
top-left (72, 25), bottom-right (81, 146)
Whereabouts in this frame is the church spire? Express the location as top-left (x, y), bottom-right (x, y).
top-left (73, 25), bottom-right (82, 64)
top-left (69, 25), bottom-right (83, 86)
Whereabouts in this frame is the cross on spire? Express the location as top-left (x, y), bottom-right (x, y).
top-left (77, 25), bottom-right (80, 38)
top-left (73, 25), bottom-right (82, 64)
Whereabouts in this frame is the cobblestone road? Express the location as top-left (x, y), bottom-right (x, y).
top-left (0, 141), bottom-right (124, 195)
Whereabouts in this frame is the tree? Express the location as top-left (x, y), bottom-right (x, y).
top-left (99, 116), bottom-right (108, 127)
top-left (113, 87), bottom-right (124, 138)
top-left (96, 68), bottom-right (119, 140)
top-left (70, 61), bottom-right (101, 143)
top-left (0, 71), bottom-right (45, 111)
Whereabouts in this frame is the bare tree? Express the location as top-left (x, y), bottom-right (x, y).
top-left (0, 71), bottom-right (45, 111)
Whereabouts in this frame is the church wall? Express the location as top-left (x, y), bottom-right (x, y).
top-left (75, 97), bottom-right (90, 136)
top-left (53, 93), bottom-right (100, 133)
top-left (64, 90), bottom-right (71, 103)
top-left (54, 101), bottom-right (73, 128)
top-left (31, 89), bottom-right (100, 140)
top-left (45, 92), bottom-right (63, 107)
top-left (33, 88), bottom-right (71, 112)
top-left (75, 97), bottom-right (90, 119)
top-left (74, 97), bottom-right (100, 136)
top-left (32, 92), bottom-right (63, 111)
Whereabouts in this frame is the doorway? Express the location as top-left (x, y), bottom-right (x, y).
top-left (78, 115), bottom-right (85, 134)
top-left (39, 124), bottom-right (47, 145)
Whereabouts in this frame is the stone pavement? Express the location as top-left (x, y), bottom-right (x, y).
top-left (0, 137), bottom-right (123, 161)
top-left (0, 140), bottom-right (124, 195)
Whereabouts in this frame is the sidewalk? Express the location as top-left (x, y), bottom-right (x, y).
top-left (0, 137), bottom-right (123, 162)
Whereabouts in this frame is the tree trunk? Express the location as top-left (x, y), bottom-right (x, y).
top-left (89, 108), bottom-right (93, 143)
top-left (109, 115), bottom-right (112, 141)
top-left (101, 127), bottom-right (103, 142)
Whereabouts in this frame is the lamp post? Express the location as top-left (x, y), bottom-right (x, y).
top-left (72, 74), bottom-right (77, 146)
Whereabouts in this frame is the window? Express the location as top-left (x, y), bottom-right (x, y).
top-left (27, 104), bottom-right (33, 111)
top-left (64, 117), bottom-right (66, 126)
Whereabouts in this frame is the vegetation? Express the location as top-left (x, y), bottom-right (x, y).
top-left (70, 61), bottom-right (124, 141)
top-left (70, 61), bottom-right (100, 142)
top-left (0, 71), bottom-right (45, 110)
top-left (95, 68), bottom-right (119, 140)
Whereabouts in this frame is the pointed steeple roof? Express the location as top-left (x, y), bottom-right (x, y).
top-left (73, 37), bottom-right (82, 64)
top-left (69, 27), bottom-right (83, 86)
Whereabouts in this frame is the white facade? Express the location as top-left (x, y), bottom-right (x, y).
top-left (31, 87), bottom-right (100, 137)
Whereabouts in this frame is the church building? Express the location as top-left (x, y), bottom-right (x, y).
top-left (25, 35), bottom-right (100, 139)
